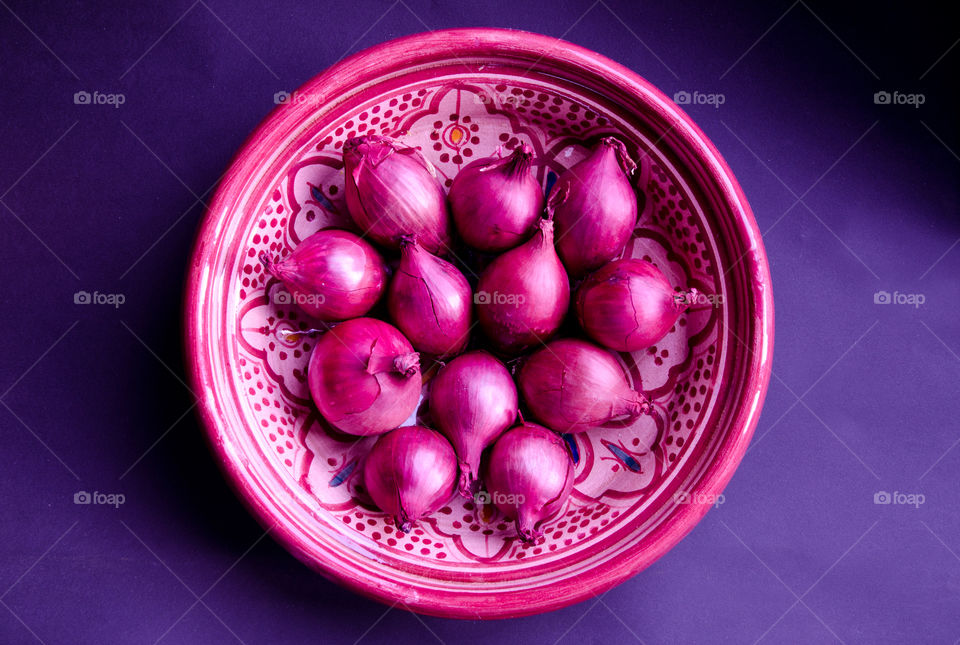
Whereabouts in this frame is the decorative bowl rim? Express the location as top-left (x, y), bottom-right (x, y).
top-left (183, 27), bottom-right (774, 619)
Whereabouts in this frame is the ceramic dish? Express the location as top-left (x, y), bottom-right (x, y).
top-left (184, 28), bottom-right (773, 619)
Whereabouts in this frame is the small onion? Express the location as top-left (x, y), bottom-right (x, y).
top-left (484, 423), bottom-right (574, 543)
top-left (343, 135), bottom-right (452, 254)
top-left (307, 317), bottom-right (421, 436)
top-left (363, 425), bottom-right (457, 532)
top-left (474, 218), bottom-right (570, 354)
top-left (547, 137), bottom-right (638, 276)
top-left (576, 258), bottom-right (691, 352)
top-left (449, 144), bottom-right (544, 253)
top-left (260, 228), bottom-right (386, 321)
top-left (518, 338), bottom-right (650, 433)
top-left (387, 237), bottom-right (472, 358)
top-left (430, 351), bottom-right (518, 497)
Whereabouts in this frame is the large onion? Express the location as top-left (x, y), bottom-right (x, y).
top-left (307, 317), bottom-right (421, 436)
top-left (343, 135), bottom-right (451, 254)
top-left (430, 351), bottom-right (518, 497)
top-left (518, 338), bottom-right (650, 433)
top-left (260, 228), bottom-right (386, 321)
top-left (576, 258), bottom-right (691, 352)
top-left (449, 144), bottom-right (544, 253)
top-left (474, 218), bottom-right (570, 354)
top-left (387, 237), bottom-right (472, 358)
top-left (547, 137), bottom-right (638, 276)
top-left (363, 425), bottom-right (457, 532)
top-left (484, 423), bottom-right (574, 543)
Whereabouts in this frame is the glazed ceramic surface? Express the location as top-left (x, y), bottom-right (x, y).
top-left (184, 28), bottom-right (773, 619)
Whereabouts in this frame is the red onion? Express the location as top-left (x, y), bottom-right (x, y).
top-left (547, 137), bottom-right (638, 276)
top-left (429, 351), bottom-right (518, 497)
top-left (576, 259), bottom-right (692, 352)
top-left (363, 425), bottom-right (457, 532)
top-left (343, 135), bottom-right (451, 254)
top-left (484, 423), bottom-right (574, 543)
top-left (259, 229), bottom-right (386, 321)
top-left (474, 218), bottom-right (570, 354)
top-left (449, 144), bottom-right (544, 253)
top-left (307, 317), bottom-right (421, 436)
top-left (387, 237), bottom-right (472, 358)
top-left (518, 338), bottom-right (650, 433)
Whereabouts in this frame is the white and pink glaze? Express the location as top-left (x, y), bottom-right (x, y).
top-left (183, 28), bottom-right (774, 618)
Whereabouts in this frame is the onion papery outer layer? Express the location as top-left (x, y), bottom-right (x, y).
top-left (430, 351), bottom-right (518, 498)
top-left (518, 338), bottom-right (650, 433)
top-left (547, 136), bottom-right (638, 276)
top-left (484, 423), bottom-right (575, 543)
top-left (575, 258), bottom-right (691, 352)
top-left (307, 317), bottom-right (421, 436)
top-left (343, 135), bottom-right (452, 254)
top-left (363, 425), bottom-right (457, 532)
top-left (387, 237), bottom-right (472, 359)
top-left (474, 218), bottom-right (570, 354)
top-left (449, 144), bottom-right (544, 253)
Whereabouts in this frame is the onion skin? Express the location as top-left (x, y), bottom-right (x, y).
top-left (474, 218), bottom-right (570, 354)
top-left (576, 259), bottom-right (690, 352)
top-left (449, 144), bottom-right (544, 253)
top-left (430, 351), bottom-right (518, 498)
top-left (387, 238), bottom-right (472, 358)
top-left (343, 135), bottom-right (452, 254)
top-left (307, 318), bottom-right (421, 436)
top-left (363, 426), bottom-right (457, 532)
top-left (547, 137), bottom-right (638, 276)
top-left (518, 338), bottom-right (650, 433)
top-left (484, 423), bottom-right (574, 543)
top-left (260, 229), bottom-right (386, 321)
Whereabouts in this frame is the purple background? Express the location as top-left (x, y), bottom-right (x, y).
top-left (1, 1), bottom-right (958, 643)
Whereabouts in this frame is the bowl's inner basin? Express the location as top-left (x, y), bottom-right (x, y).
top-left (219, 66), bottom-right (735, 590)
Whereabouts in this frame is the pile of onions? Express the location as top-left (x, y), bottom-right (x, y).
top-left (474, 217), bottom-right (570, 354)
top-left (575, 258), bottom-right (692, 352)
top-left (484, 423), bottom-right (574, 543)
top-left (363, 426), bottom-right (457, 533)
top-left (260, 228), bottom-right (386, 321)
top-left (430, 351), bottom-right (517, 497)
top-left (449, 145), bottom-right (543, 252)
top-left (343, 135), bottom-right (451, 254)
top-left (307, 317), bottom-right (421, 436)
top-left (518, 339), bottom-right (650, 433)
top-left (387, 237), bottom-right (472, 358)
top-left (266, 131), bottom-right (697, 542)
top-left (547, 137), bottom-right (638, 276)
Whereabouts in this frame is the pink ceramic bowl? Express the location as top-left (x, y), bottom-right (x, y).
top-left (184, 28), bottom-right (773, 619)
